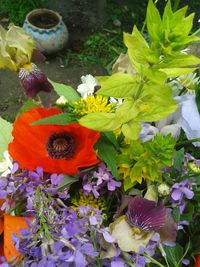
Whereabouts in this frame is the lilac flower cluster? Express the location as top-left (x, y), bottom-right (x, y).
top-left (170, 179), bottom-right (195, 213)
top-left (12, 204), bottom-right (115, 267)
top-left (0, 166), bottom-right (69, 214)
top-left (81, 163), bottom-right (121, 198)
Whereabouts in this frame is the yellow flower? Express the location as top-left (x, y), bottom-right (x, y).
top-left (0, 25), bottom-right (35, 72)
top-left (70, 192), bottom-right (107, 218)
top-left (73, 95), bottom-right (115, 115)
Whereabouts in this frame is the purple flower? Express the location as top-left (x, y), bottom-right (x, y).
top-left (127, 196), bottom-right (167, 231)
top-left (126, 196), bottom-right (177, 243)
top-left (19, 63), bottom-right (53, 98)
top-left (170, 179), bottom-right (194, 213)
top-left (171, 180), bottom-right (194, 201)
top-left (81, 163), bottom-right (121, 198)
top-left (50, 173), bottom-right (64, 185)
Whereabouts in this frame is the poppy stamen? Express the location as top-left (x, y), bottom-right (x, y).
top-left (46, 132), bottom-right (75, 159)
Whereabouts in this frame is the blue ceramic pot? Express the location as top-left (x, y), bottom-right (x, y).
top-left (23, 9), bottom-right (69, 54)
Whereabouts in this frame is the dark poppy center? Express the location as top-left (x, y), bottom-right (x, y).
top-left (46, 132), bottom-right (75, 159)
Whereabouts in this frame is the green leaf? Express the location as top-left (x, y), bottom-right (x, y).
top-left (95, 135), bottom-right (119, 179)
top-left (163, 244), bottom-right (183, 267)
top-left (57, 175), bottom-right (79, 190)
top-left (49, 79), bottom-right (80, 102)
top-left (121, 121), bottom-right (141, 140)
top-left (102, 132), bottom-right (118, 149)
top-left (79, 112), bottom-right (121, 131)
top-left (116, 100), bottom-right (139, 124)
top-left (32, 113), bottom-right (77, 125)
top-left (123, 176), bottom-right (134, 191)
top-left (173, 148), bottom-right (185, 173)
top-left (160, 54), bottom-right (200, 68)
top-left (0, 117), bottom-right (13, 160)
top-left (97, 73), bottom-right (139, 98)
top-left (16, 99), bottom-right (41, 118)
top-left (146, 0), bottom-right (162, 41)
top-left (172, 207), bottom-right (181, 223)
top-left (144, 68), bottom-right (167, 84)
top-left (124, 26), bottom-right (158, 72)
top-left (160, 67), bottom-right (196, 78)
top-left (195, 83), bottom-right (200, 114)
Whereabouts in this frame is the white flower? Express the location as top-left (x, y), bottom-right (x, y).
top-left (77, 74), bottom-right (100, 98)
top-left (175, 93), bottom-right (200, 147)
top-left (169, 72), bottom-right (199, 95)
top-left (139, 111), bottom-right (181, 143)
top-left (56, 95), bottom-right (68, 106)
top-left (109, 97), bottom-right (123, 106)
top-left (0, 150), bottom-right (13, 176)
top-left (158, 184), bottom-right (170, 196)
top-left (139, 123), bottom-right (159, 142)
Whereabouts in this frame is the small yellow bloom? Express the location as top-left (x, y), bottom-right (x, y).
top-left (73, 95), bottom-right (115, 115)
top-left (188, 161), bottom-right (200, 174)
top-left (70, 192), bottom-right (107, 218)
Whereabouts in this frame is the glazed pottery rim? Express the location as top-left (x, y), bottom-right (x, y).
top-left (25, 8), bottom-right (62, 31)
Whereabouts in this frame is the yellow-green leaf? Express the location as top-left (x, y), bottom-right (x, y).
top-left (79, 112), bottom-right (121, 131)
top-left (97, 73), bottom-right (139, 98)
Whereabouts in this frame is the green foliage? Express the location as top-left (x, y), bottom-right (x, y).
top-left (0, 117), bottom-right (13, 160)
top-left (131, 134), bottom-right (176, 183)
top-left (118, 134), bottom-right (176, 189)
top-left (32, 113), bottom-right (77, 126)
top-left (66, 29), bottom-right (126, 74)
top-left (0, 0), bottom-right (45, 26)
top-left (49, 80), bottom-right (80, 102)
top-left (80, 0), bottom-right (199, 141)
top-left (95, 134), bottom-right (119, 179)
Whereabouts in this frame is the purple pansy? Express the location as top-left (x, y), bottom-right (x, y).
top-left (19, 63), bottom-right (53, 98)
top-left (127, 196), bottom-right (167, 231)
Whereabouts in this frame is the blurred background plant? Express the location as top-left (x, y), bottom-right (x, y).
top-left (0, 0), bottom-right (46, 25)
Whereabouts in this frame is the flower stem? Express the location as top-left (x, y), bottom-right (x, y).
top-left (176, 137), bottom-right (200, 148)
top-left (144, 253), bottom-right (166, 267)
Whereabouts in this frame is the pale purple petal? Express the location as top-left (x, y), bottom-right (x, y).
top-left (171, 189), bottom-right (182, 201)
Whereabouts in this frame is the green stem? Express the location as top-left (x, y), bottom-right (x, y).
top-left (172, 0), bottom-right (180, 12)
top-left (193, 28), bottom-right (200, 36)
top-left (141, 18), bottom-right (146, 34)
top-left (144, 253), bottom-right (166, 267)
top-left (91, 231), bottom-right (102, 267)
top-left (159, 244), bottom-right (170, 267)
top-left (176, 137), bottom-right (200, 148)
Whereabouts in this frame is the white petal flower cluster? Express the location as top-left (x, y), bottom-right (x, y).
top-left (77, 74), bottom-right (100, 99)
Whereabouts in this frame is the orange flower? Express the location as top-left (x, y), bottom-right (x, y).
top-left (195, 254), bottom-right (200, 267)
top-left (0, 214), bottom-right (31, 263)
top-left (8, 107), bottom-right (100, 175)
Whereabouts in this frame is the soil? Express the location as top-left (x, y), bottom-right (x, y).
top-left (0, 57), bottom-right (106, 122)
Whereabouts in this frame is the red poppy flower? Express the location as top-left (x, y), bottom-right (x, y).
top-left (8, 107), bottom-right (100, 175)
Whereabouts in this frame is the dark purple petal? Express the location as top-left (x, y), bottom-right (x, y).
top-left (127, 196), bottom-right (167, 231)
top-left (158, 209), bottom-right (177, 242)
top-left (19, 63), bottom-right (53, 98)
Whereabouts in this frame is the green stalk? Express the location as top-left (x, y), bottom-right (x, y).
top-left (91, 231), bottom-right (102, 267)
top-left (172, 0), bottom-right (180, 12)
top-left (176, 138), bottom-right (200, 148)
top-left (144, 253), bottom-right (166, 267)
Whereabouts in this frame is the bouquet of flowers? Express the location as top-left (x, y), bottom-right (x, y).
top-left (1, 0), bottom-right (200, 266)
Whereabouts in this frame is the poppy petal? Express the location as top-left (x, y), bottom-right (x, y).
top-left (9, 107), bottom-right (100, 175)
